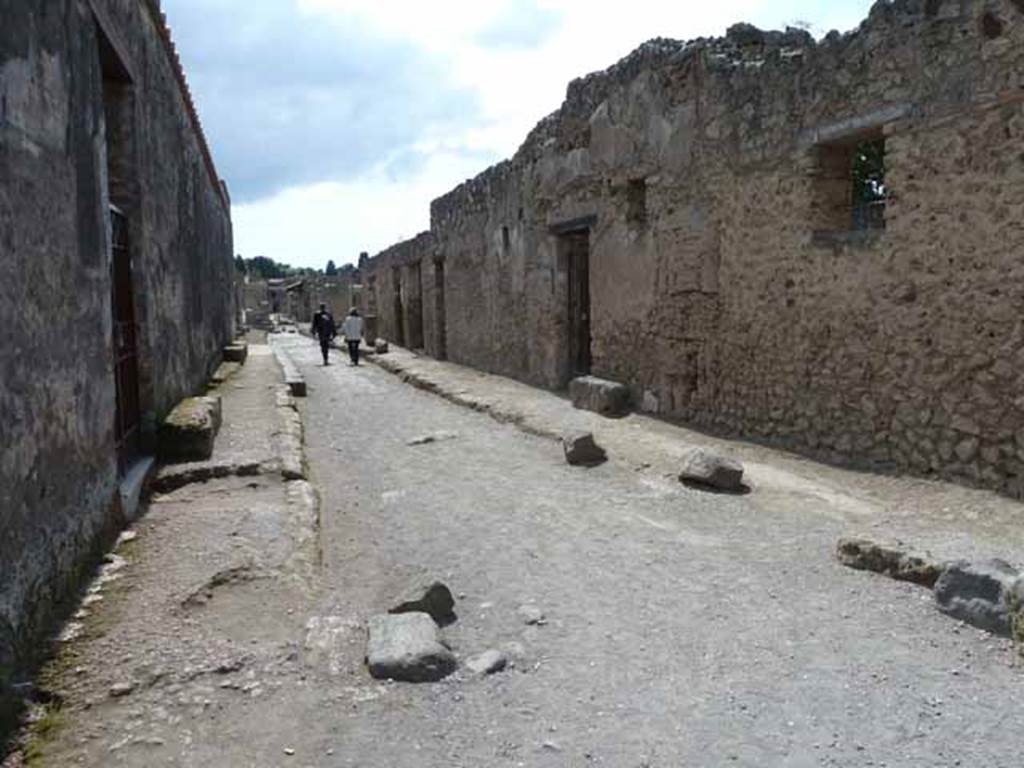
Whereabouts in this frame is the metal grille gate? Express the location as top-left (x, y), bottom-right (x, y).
top-left (110, 206), bottom-right (141, 472)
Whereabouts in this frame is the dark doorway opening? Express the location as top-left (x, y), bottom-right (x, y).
top-left (99, 22), bottom-right (141, 474)
top-left (408, 262), bottom-right (425, 350)
top-left (392, 266), bottom-right (406, 347)
top-left (434, 260), bottom-right (447, 360)
top-left (110, 207), bottom-right (141, 472)
top-left (564, 230), bottom-right (591, 378)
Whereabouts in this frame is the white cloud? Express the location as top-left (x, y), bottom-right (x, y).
top-left (233, 148), bottom-right (490, 269)
top-left (218, 0), bottom-right (876, 267)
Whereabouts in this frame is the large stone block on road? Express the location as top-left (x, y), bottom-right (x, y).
top-left (366, 613), bottom-right (456, 682)
top-left (158, 395), bottom-right (222, 463)
top-left (679, 447), bottom-right (745, 492)
top-left (569, 376), bottom-right (631, 417)
top-left (934, 559), bottom-right (1021, 637)
top-left (562, 431), bottom-right (607, 467)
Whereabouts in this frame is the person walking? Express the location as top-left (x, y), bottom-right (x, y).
top-left (341, 307), bottom-right (364, 366)
top-left (310, 303), bottom-right (336, 365)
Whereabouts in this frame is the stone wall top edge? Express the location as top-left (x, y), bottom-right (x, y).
top-left (425, 0), bottom-right (982, 225)
top-left (135, 0), bottom-right (230, 212)
top-left (362, 230), bottom-right (436, 273)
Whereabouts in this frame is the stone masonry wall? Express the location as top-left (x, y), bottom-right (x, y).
top-left (362, 0), bottom-right (1024, 500)
top-left (0, 0), bottom-right (234, 722)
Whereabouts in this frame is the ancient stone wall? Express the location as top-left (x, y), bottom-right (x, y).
top-left (362, 0), bottom-right (1024, 498)
top-left (0, 0), bottom-right (234, 720)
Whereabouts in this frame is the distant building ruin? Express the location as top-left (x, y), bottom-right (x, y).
top-left (1, 0), bottom-right (235, 722)
top-left (362, 0), bottom-right (1024, 497)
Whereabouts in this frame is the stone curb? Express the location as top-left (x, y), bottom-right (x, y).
top-left (275, 386), bottom-right (306, 481)
top-left (271, 343), bottom-right (306, 397)
top-left (151, 460), bottom-right (264, 495)
top-left (283, 479), bottom-right (321, 586)
top-left (210, 361), bottom-right (242, 386)
top-left (371, 354), bottom-right (561, 443)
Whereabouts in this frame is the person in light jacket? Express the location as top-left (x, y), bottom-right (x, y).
top-left (341, 307), bottom-right (364, 366)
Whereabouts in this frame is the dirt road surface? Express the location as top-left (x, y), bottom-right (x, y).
top-left (15, 334), bottom-right (1023, 767)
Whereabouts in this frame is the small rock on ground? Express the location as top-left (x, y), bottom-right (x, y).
top-left (562, 431), bottom-right (607, 467)
top-left (390, 581), bottom-right (457, 626)
top-left (934, 559), bottom-right (1021, 637)
top-left (466, 649), bottom-right (507, 675)
top-left (517, 605), bottom-right (546, 626)
top-left (679, 447), bottom-right (745, 492)
top-left (108, 682), bottom-right (134, 698)
top-left (366, 613), bottom-right (456, 682)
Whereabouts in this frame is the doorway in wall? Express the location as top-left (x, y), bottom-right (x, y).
top-left (110, 206), bottom-right (140, 472)
top-left (408, 262), bottom-right (425, 350)
top-left (392, 266), bottom-right (406, 346)
top-left (99, 22), bottom-right (141, 474)
top-left (434, 260), bottom-right (447, 360)
top-left (564, 230), bottom-right (592, 378)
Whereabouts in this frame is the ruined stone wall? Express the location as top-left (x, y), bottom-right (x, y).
top-left (0, 0), bottom-right (234, 720)
top-left (363, 0), bottom-right (1024, 498)
top-left (366, 233), bottom-right (438, 352)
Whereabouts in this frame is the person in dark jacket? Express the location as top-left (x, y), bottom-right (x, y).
top-left (310, 303), bottom-right (336, 365)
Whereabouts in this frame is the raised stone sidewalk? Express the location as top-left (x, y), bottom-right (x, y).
top-left (6, 340), bottom-right (320, 766)
top-left (371, 346), bottom-right (1024, 564)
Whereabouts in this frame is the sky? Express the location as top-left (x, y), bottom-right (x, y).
top-left (163, 0), bottom-right (876, 270)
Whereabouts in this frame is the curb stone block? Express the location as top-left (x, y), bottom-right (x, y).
top-left (211, 361), bottom-right (241, 385)
top-left (223, 342), bottom-right (248, 364)
top-left (158, 395), bottom-right (222, 463)
top-left (836, 537), bottom-right (944, 587)
top-left (569, 376), bottom-right (631, 417)
top-left (562, 431), bottom-right (607, 466)
top-left (679, 447), bottom-right (745, 492)
top-left (934, 559), bottom-right (1021, 637)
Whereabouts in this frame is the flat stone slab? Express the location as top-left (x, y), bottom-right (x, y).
top-left (223, 342), bottom-right (248, 364)
top-left (366, 613), bottom-right (456, 682)
top-left (836, 537), bottom-right (944, 588)
top-left (934, 559), bottom-right (1021, 637)
top-left (158, 395), bottom-right (222, 463)
top-left (211, 361), bottom-right (241, 385)
top-left (679, 447), bottom-right (745, 492)
top-left (562, 431), bottom-right (607, 467)
top-left (569, 376), bottom-right (631, 417)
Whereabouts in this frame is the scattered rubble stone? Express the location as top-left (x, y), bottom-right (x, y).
top-left (466, 649), bottom-right (508, 675)
top-left (109, 682), bottom-right (134, 698)
top-left (678, 448), bottom-right (745, 492)
top-left (366, 613), bottom-right (456, 682)
top-left (934, 559), bottom-right (1021, 637)
top-left (569, 376), bottom-right (631, 417)
top-left (517, 605), bottom-right (546, 626)
top-left (375, 340), bottom-right (390, 354)
top-left (836, 537), bottom-right (944, 587)
top-left (158, 395), bottom-right (223, 463)
top-left (389, 582), bottom-right (457, 626)
top-left (406, 431), bottom-right (458, 447)
top-left (562, 431), bottom-right (607, 467)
